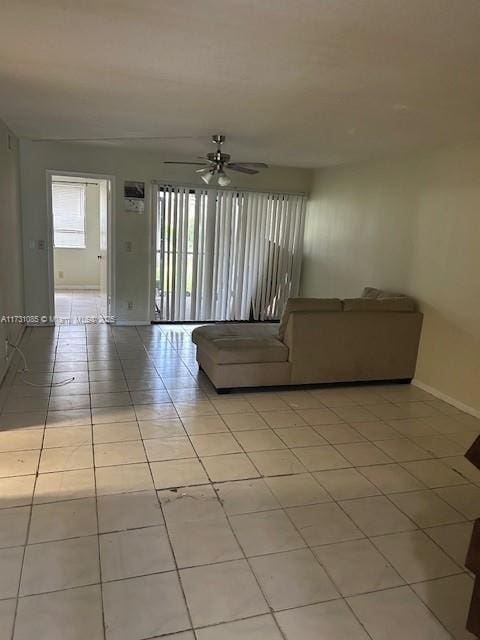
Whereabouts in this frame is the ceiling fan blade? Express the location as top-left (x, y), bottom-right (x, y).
top-left (227, 164), bottom-right (259, 175)
top-left (163, 161), bottom-right (208, 166)
top-left (229, 162), bottom-right (269, 168)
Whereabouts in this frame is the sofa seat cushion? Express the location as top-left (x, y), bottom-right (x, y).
top-left (192, 323), bottom-right (289, 364)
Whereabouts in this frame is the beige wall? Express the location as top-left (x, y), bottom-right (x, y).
top-left (20, 140), bottom-right (312, 323)
top-left (0, 119), bottom-right (24, 382)
top-left (302, 143), bottom-right (480, 413)
top-left (54, 182), bottom-right (100, 288)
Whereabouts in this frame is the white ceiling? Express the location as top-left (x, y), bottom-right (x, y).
top-left (1, 0), bottom-right (480, 168)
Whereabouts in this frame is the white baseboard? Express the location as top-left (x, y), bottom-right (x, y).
top-left (412, 378), bottom-right (480, 419)
top-left (55, 285), bottom-right (100, 290)
top-left (115, 320), bottom-right (151, 326)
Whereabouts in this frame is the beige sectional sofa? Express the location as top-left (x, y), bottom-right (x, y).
top-left (192, 288), bottom-right (423, 391)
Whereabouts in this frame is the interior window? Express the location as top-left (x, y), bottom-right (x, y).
top-left (52, 182), bottom-right (86, 248)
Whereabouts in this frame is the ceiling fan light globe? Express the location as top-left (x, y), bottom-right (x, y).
top-left (217, 172), bottom-right (231, 187)
top-left (201, 171), bottom-right (214, 184)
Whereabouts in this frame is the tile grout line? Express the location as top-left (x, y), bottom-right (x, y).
top-left (0, 556), bottom-right (471, 608)
top-left (9, 326), bottom-right (51, 640)
top-left (130, 325), bottom-right (198, 638)
top-left (87, 324), bottom-right (108, 640)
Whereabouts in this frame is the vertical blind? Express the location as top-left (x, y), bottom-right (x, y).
top-left (52, 183), bottom-right (86, 248)
top-left (155, 185), bottom-right (307, 322)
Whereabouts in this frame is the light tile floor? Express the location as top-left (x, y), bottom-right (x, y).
top-left (0, 323), bottom-right (479, 639)
top-left (55, 289), bottom-right (105, 322)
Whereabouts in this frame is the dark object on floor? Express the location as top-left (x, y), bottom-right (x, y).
top-left (465, 435), bottom-right (480, 638)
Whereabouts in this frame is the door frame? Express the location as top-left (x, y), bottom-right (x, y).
top-left (149, 182), bottom-right (159, 322)
top-left (45, 170), bottom-right (116, 323)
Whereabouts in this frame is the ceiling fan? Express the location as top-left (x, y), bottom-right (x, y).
top-left (164, 134), bottom-right (268, 186)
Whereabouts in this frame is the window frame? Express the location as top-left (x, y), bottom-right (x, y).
top-left (52, 182), bottom-right (87, 249)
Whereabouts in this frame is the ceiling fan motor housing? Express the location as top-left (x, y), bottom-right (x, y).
top-left (212, 134), bottom-right (226, 145)
top-left (206, 151), bottom-right (231, 166)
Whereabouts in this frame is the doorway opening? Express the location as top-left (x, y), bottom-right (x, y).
top-left (47, 173), bottom-right (114, 324)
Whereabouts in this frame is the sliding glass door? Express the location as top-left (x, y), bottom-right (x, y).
top-left (153, 185), bottom-right (306, 322)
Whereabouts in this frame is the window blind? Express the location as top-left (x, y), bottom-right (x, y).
top-left (52, 183), bottom-right (86, 248)
top-left (155, 186), bottom-right (306, 322)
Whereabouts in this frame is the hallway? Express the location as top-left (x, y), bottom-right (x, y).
top-left (55, 290), bottom-right (104, 323)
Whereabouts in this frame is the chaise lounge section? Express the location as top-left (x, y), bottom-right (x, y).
top-left (192, 288), bottom-right (423, 391)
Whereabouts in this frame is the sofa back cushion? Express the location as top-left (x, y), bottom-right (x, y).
top-left (343, 297), bottom-right (416, 312)
top-left (362, 286), bottom-right (407, 299)
top-left (362, 287), bottom-right (381, 299)
top-left (278, 297), bottom-right (342, 340)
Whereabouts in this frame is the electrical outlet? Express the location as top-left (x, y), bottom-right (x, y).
top-left (127, 301), bottom-right (134, 310)
top-left (38, 240), bottom-right (46, 250)
top-left (58, 271), bottom-right (64, 279)
top-left (125, 241), bottom-right (133, 253)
